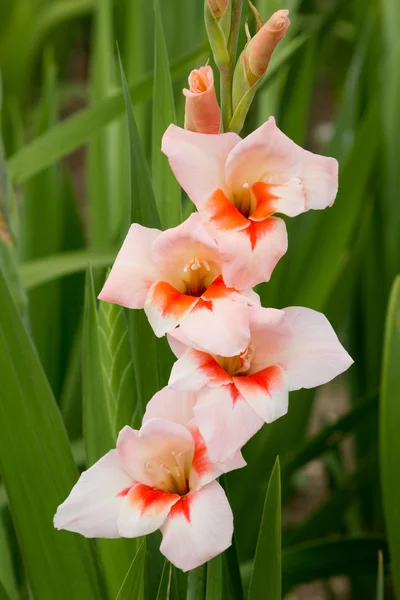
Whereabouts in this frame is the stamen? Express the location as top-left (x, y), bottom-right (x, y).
top-left (243, 182), bottom-right (250, 190)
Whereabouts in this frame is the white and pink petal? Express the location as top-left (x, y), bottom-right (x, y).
top-left (54, 450), bottom-right (133, 538)
top-left (160, 481), bottom-right (233, 571)
top-left (233, 365), bottom-right (289, 423)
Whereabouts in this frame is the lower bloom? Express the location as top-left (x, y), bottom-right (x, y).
top-left (167, 305), bottom-right (353, 462)
top-left (54, 388), bottom-right (245, 571)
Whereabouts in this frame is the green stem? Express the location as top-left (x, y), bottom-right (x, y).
top-left (220, 0), bottom-right (243, 131)
top-left (220, 65), bottom-right (233, 132)
top-left (228, 0), bottom-right (244, 65)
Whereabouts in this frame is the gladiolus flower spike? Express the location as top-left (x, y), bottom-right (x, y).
top-left (54, 4), bottom-right (353, 576)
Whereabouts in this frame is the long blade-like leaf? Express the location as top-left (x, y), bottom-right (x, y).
top-left (380, 275), bottom-right (400, 597)
top-left (152, 0), bottom-right (181, 229)
top-left (248, 457), bottom-right (281, 600)
top-left (115, 541), bottom-right (146, 600)
top-left (0, 267), bottom-right (101, 600)
top-left (8, 43), bottom-right (207, 185)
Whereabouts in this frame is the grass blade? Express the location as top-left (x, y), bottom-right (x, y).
top-left (8, 42), bottom-right (207, 185)
top-left (206, 555), bottom-right (223, 600)
top-left (83, 266), bottom-right (137, 597)
top-left (248, 457), bottom-right (281, 600)
top-left (0, 267), bottom-right (102, 600)
top-left (377, 550), bottom-right (384, 600)
top-left (380, 275), bottom-right (400, 598)
top-left (152, 0), bottom-right (181, 229)
top-left (115, 541), bottom-right (146, 600)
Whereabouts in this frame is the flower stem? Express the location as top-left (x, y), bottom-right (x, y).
top-left (187, 564), bottom-right (206, 600)
top-left (228, 0), bottom-right (244, 65)
top-left (220, 0), bottom-right (243, 132)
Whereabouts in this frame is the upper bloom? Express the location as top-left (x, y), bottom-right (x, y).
top-left (183, 66), bottom-right (221, 134)
top-left (162, 117), bottom-right (338, 289)
top-left (98, 213), bottom-right (257, 354)
top-left (167, 304), bottom-right (353, 462)
top-left (54, 387), bottom-right (245, 571)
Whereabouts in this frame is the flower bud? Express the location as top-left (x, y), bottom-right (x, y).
top-left (246, 9), bottom-right (290, 80)
top-left (232, 9), bottom-right (290, 118)
top-left (183, 66), bottom-right (221, 134)
top-left (207, 0), bottom-right (229, 18)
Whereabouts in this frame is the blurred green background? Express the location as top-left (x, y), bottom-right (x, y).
top-left (0, 0), bottom-right (399, 598)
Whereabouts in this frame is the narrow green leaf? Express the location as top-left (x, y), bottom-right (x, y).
top-left (35, 0), bottom-right (95, 43)
top-left (0, 513), bottom-right (17, 600)
top-left (152, 0), bottom-right (181, 229)
top-left (98, 299), bottom-right (139, 432)
top-left (0, 580), bottom-right (11, 600)
top-left (0, 267), bottom-right (101, 600)
top-left (380, 275), bottom-right (400, 597)
top-left (205, 555), bottom-right (223, 600)
top-left (8, 42), bottom-right (207, 185)
top-left (115, 541), bottom-right (146, 600)
top-left (118, 49), bottom-right (162, 412)
top-left (377, 550), bottom-right (384, 600)
top-left (156, 560), bottom-right (173, 600)
top-left (83, 266), bottom-right (137, 597)
top-left (282, 537), bottom-right (388, 594)
top-left (20, 249), bottom-right (116, 290)
top-left (187, 565), bottom-right (206, 600)
top-left (248, 457), bottom-right (281, 600)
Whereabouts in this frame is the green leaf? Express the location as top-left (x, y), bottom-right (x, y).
top-left (35, 0), bottom-right (95, 43)
top-left (0, 266), bottom-right (102, 599)
top-left (0, 512), bottom-right (17, 600)
top-left (282, 537), bottom-right (389, 594)
top-left (380, 275), bottom-right (400, 598)
top-left (8, 42), bottom-right (207, 185)
top-left (83, 266), bottom-right (137, 597)
top-left (206, 555), bottom-right (223, 600)
top-left (377, 550), bottom-right (384, 600)
top-left (286, 98), bottom-right (379, 310)
top-left (115, 541), bottom-right (146, 600)
top-left (118, 49), bottom-right (163, 413)
top-left (187, 565), bottom-right (206, 600)
top-left (98, 299), bottom-right (139, 432)
top-left (0, 580), bottom-right (11, 600)
top-left (20, 249), bottom-right (116, 290)
top-left (152, 0), bottom-right (181, 229)
top-left (248, 457), bottom-right (281, 600)
top-left (156, 560), bottom-right (173, 600)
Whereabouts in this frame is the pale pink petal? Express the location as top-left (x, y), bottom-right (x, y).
top-left (233, 365), bottom-right (289, 423)
top-left (54, 450), bottom-right (132, 538)
top-left (281, 307), bottom-right (353, 390)
top-left (189, 423), bottom-right (246, 490)
top-left (300, 149), bottom-right (338, 210)
top-left (116, 422), bottom-right (193, 487)
top-left (118, 483), bottom-right (179, 537)
top-left (225, 117), bottom-right (302, 192)
top-left (249, 179), bottom-right (305, 220)
top-left (169, 348), bottom-right (231, 392)
top-left (143, 387), bottom-right (196, 426)
top-left (162, 124), bottom-right (240, 208)
top-left (151, 213), bottom-right (221, 278)
top-left (178, 292), bottom-right (251, 356)
top-left (218, 218), bottom-right (288, 289)
top-left (247, 305), bottom-right (290, 373)
top-left (98, 224), bottom-right (161, 309)
top-left (160, 481), bottom-right (233, 571)
top-left (183, 66), bottom-right (221, 134)
top-left (144, 281), bottom-right (199, 337)
top-left (194, 385), bottom-right (264, 462)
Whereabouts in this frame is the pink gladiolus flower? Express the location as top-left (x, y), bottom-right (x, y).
top-left (162, 117), bottom-right (338, 289)
top-left (54, 388), bottom-right (245, 572)
top-left (98, 213), bottom-right (257, 355)
top-left (167, 305), bottom-right (353, 462)
top-left (184, 66), bottom-right (221, 134)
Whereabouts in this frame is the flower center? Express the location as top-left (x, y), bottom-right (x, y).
top-left (233, 182), bottom-right (257, 218)
top-left (216, 345), bottom-right (254, 376)
top-left (183, 256), bottom-right (212, 297)
top-left (144, 449), bottom-right (191, 496)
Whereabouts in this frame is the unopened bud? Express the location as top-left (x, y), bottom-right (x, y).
top-left (232, 9), bottom-right (290, 114)
top-left (183, 66), bottom-right (221, 134)
top-left (207, 0), bottom-right (229, 18)
top-left (247, 9), bottom-right (290, 80)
